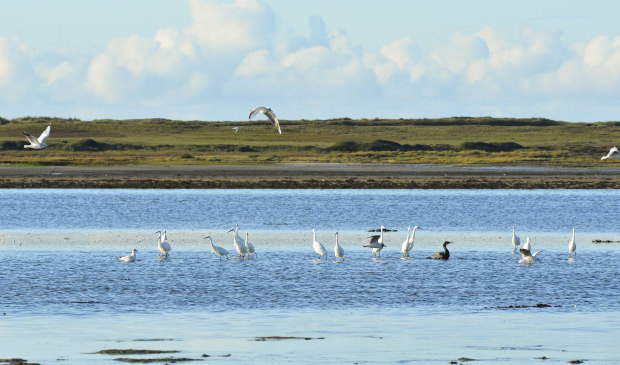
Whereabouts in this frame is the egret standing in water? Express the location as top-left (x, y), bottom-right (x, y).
top-left (23, 125), bottom-right (51, 149)
top-left (157, 230), bottom-right (172, 257)
top-left (522, 236), bottom-right (532, 252)
top-left (512, 226), bottom-right (521, 252)
top-left (568, 227), bottom-right (577, 257)
top-left (401, 226), bottom-right (423, 257)
top-left (249, 106), bottom-right (282, 134)
top-left (118, 249), bottom-right (138, 263)
top-left (312, 229), bottom-right (327, 259)
top-left (363, 226), bottom-right (387, 257)
top-left (399, 227), bottom-right (411, 258)
top-left (601, 146), bottom-right (619, 160)
top-left (334, 231), bottom-right (344, 261)
top-left (204, 236), bottom-right (229, 260)
top-left (430, 241), bottom-right (453, 260)
top-left (245, 232), bottom-right (257, 257)
top-left (228, 224), bottom-right (248, 259)
top-left (518, 248), bottom-right (543, 263)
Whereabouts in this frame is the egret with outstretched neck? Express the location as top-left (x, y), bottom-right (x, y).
top-left (228, 224), bottom-right (247, 258)
top-left (204, 236), bottom-right (229, 260)
top-left (400, 227), bottom-right (411, 258)
top-left (334, 231), bottom-right (344, 261)
top-left (312, 229), bottom-right (327, 259)
top-left (568, 227), bottom-right (577, 257)
top-left (156, 230), bottom-right (172, 257)
top-left (245, 232), bottom-right (256, 257)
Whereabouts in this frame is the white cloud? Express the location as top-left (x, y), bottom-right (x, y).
top-left (3, 1), bottom-right (620, 122)
top-left (184, 0), bottom-right (275, 54)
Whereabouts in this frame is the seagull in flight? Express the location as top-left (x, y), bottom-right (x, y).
top-left (232, 126), bottom-right (240, 134)
top-left (601, 146), bottom-right (619, 160)
top-left (249, 106), bottom-right (281, 134)
top-left (23, 125), bottom-right (51, 149)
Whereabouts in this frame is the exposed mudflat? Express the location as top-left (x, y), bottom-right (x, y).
top-left (0, 163), bottom-right (618, 188)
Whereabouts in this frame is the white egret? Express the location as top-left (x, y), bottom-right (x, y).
top-left (430, 241), bottom-right (453, 260)
top-left (334, 231), bottom-right (344, 261)
top-left (402, 226), bottom-right (423, 257)
top-left (118, 249), bottom-right (138, 263)
top-left (512, 226), bottom-right (521, 252)
top-left (312, 229), bottom-right (327, 259)
top-left (363, 226), bottom-right (387, 256)
top-left (23, 125), bottom-right (51, 150)
top-left (228, 226), bottom-right (248, 258)
top-left (249, 106), bottom-right (282, 134)
top-left (245, 231), bottom-right (257, 257)
top-left (601, 146), bottom-right (619, 160)
top-left (156, 230), bottom-right (172, 257)
top-left (518, 248), bottom-right (543, 263)
top-left (399, 227), bottom-right (411, 258)
top-left (522, 236), bottom-right (532, 252)
top-left (204, 236), bottom-right (229, 260)
top-left (232, 126), bottom-right (240, 134)
top-left (568, 227), bottom-right (577, 257)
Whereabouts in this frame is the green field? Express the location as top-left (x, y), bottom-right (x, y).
top-left (1, 116), bottom-right (619, 166)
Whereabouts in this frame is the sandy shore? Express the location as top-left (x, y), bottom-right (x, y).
top-left (0, 163), bottom-right (619, 188)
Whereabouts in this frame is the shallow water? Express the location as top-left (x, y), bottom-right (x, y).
top-left (0, 189), bottom-right (618, 364)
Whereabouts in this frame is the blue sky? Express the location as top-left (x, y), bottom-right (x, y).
top-left (1, 0), bottom-right (619, 122)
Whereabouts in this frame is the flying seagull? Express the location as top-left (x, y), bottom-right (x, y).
top-left (23, 125), bottom-right (51, 149)
top-left (601, 146), bottom-right (619, 160)
top-left (232, 126), bottom-right (240, 134)
top-left (249, 106), bottom-right (281, 134)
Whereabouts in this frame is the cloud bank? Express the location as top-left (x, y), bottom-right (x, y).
top-left (1, 0), bottom-right (620, 121)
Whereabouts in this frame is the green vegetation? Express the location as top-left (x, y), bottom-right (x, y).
top-left (0, 116), bottom-right (618, 166)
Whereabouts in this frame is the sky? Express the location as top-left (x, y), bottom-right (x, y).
top-left (1, 0), bottom-right (620, 122)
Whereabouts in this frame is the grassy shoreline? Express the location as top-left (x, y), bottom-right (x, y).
top-left (1, 116), bottom-right (619, 166)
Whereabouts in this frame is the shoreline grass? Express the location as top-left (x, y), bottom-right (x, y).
top-left (1, 116), bottom-right (618, 166)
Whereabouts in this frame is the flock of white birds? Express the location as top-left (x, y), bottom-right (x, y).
top-left (117, 225), bottom-right (578, 264)
top-left (16, 112), bottom-right (603, 265)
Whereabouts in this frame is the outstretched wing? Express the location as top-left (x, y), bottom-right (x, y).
top-left (23, 132), bottom-right (39, 146)
top-left (531, 250), bottom-right (543, 257)
top-left (249, 106), bottom-right (265, 120)
top-left (38, 125), bottom-right (51, 143)
top-left (263, 108), bottom-right (281, 134)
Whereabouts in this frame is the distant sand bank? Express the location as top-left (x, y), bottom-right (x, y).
top-left (0, 164), bottom-right (618, 189)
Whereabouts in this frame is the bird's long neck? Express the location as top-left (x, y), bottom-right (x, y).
top-left (410, 227), bottom-right (418, 241)
top-left (572, 228), bottom-right (575, 240)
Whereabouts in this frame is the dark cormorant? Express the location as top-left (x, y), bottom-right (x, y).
top-left (430, 241), bottom-right (453, 260)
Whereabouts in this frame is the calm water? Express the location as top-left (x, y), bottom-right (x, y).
top-left (0, 188), bottom-right (618, 232)
top-left (0, 189), bottom-right (619, 364)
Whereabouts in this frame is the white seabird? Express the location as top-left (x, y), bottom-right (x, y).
top-left (601, 146), bottom-right (619, 160)
top-left (118, 249), bottom-right (138, 263)
top-left (249, 106), bottom-right (281, 134)
top-left (23, 125), bottom-right (51, 150)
